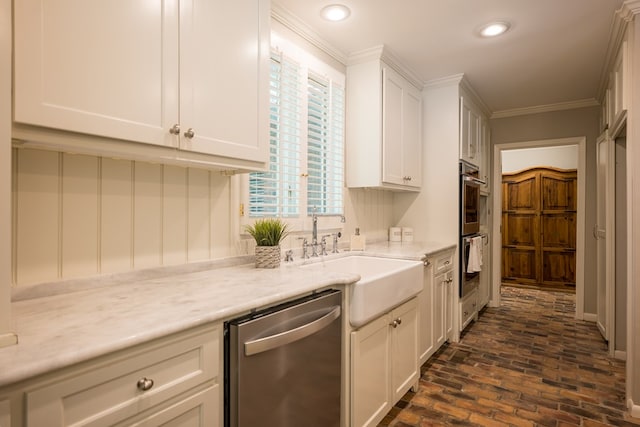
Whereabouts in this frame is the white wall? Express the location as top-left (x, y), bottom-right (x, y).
top-left (502, 145), bottom-right (578, 173)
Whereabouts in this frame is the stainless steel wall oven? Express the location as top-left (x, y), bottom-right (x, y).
top-left (460, 160), bottom-right (483, 236)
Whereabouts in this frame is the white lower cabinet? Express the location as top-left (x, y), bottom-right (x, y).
top-left (118, 385), bottom-right (218, 427)
top-left (418, 262), bottom-right (434, 366)
top-left (460, 288), bottom-right (478, 332)
top-left (25, 323), bottom-right (221, 427)
top-left (419, 248), bottom-right (455, 365)
top-left (351, 298), bottom-right (418, 427)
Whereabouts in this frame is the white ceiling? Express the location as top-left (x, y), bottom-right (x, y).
top-left (272, 0), bottom-right (624, 115)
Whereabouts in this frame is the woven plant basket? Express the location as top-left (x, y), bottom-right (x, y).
top-left (255, 245), bottom-right (281, 268)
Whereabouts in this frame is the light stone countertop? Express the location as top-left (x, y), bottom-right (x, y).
top-left (0, 241), bottom-right (454, 388)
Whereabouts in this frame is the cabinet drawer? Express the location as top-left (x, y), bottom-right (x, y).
top-left (116, 385), bottom-right (219, 427)
top-left (433, 250), bottom-right (454, 274)
top-left (26, 325), bottom-right (219, 427)
top-left (460, 291), bottom-right (477, 331)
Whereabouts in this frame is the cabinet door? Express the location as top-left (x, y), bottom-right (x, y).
top-left (178, 0), bottom-right (269, 163)
top-left (14, 0), bottom-right (178, 147)
top-left (433, 272), bottom-right (446, 348)
top-left (351, 316), bottom-right (391, 427)
top-left (418, 264), bottom-right (434, 365)
top-left (402, 86), bottom-right (422, 188)
top-left (118, 385), bottom-right (218, 427)
top-left (26, 325), bottom-right (219, 427)
top-left (390, 299), bottom-right (418, 403)
top-left (459, 97), bottom-right (480, 166)
top-left (444, 271), bottom-right (454, 340)
top-left (382, 65), bottom-right (405, 186)
top-left (479, 118), bottom-right (491, 193)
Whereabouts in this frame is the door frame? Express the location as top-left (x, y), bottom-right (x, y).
top-left (491, 137), bottom-right (586, 319)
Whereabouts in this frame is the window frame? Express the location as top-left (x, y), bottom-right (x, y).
top-left (241, 33), bottom-right (346, 235)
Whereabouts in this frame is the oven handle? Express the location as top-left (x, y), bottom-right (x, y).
top-left (463, 175), bottom-right (486, 185)
top-left (244, 306), bottom-right (341, 356)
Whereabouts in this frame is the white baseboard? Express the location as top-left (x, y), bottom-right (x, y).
top-left (583, 312), bottom-right (597, 322)
top-left (628, 398), bottom-right (640, 419)
top-left (614, 350), bottom-right (627, 360)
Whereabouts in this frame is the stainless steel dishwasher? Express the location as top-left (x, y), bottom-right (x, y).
top-left (224, 289), bottom-right (342, 427)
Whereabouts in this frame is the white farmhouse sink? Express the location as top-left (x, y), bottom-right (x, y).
top-left (302, 256), bottom-right (423, 327)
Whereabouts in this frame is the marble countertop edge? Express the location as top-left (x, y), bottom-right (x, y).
top-left (0, 240), bottom-right (455, 388)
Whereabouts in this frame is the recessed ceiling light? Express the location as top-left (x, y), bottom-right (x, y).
top-left (321, 4), bottom-right (351, 22)
top-left (479, 21), bottom-right (510, 37)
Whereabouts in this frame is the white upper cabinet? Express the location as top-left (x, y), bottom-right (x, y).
top-left (460, 94), bottom-right (490, 194)
top-left (459, 96), bottom-right (481, 167)
top-left (13, 0), bottom-right (269, 170)
top-left (177, 0), bottom-right (268, 162)
top-left (346, 48), bottom-right (422, 191)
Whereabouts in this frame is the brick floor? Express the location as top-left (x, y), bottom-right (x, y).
top-left (378, 286), bottom-right (640, 427)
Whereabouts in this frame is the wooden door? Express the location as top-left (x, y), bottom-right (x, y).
top-left (502, 167), bottom-right (577, 290)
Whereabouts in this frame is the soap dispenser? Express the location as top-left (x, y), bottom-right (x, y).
top-left (350, 227), bottom-right (366, 251)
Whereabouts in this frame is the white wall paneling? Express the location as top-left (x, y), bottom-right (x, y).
top-left (15, 149), bottom-right (61, 285)
top-left (187, 168), bottom-right (210, 262)
top-left (162, 165), bottom-right (188, 266)
top-left (12, 149), bottom-right (235, 287)
top-left (12, 148), bottom-right (396, 286)
top-left (210, 174), bottom-right (232, 259)
top-left (62, 154), bottom-right (99, 278)
top-left (100, 158), bottom-right (133, 273)
top-left (133, 162), bottom-right (163, 269)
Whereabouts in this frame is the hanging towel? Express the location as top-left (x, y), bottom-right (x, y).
top-left (467, 236), bottom-right (483, 273)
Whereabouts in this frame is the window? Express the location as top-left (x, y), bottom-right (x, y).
top-left (246, 38), bottom-right (345, 229)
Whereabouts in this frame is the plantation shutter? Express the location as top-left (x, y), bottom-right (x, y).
top-left (248, 51), bottom-right (302, 217)
top-left (306, 72), bottom-right (344, 215)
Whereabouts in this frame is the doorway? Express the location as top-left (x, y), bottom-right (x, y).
top-left (492, 138), bottom-right (586, 318)
top-left (502, 167), bottom-right (577, 291)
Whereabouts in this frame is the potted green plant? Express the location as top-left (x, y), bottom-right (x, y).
top-left (244, 218), bottom-right (290, 268)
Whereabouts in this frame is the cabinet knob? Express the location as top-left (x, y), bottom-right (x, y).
top-left (169, 124), bottom-right (181, 135)
top-left (136, 377), bottom-right (154, 391)
top-left (184, 128), bottom-right (195, 139)
top-left (403, 176), bottom-right (412, 181)
top-left (389, 317), bottom-right (402, 328)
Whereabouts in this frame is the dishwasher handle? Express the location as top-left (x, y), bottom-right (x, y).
top-left (244, 305), bottom-right (341, 356)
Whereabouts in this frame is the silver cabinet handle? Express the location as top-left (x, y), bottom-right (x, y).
top-left (169, 124), bottom-right (180, 135)
top-left (389, 317), bottom-right (402, 328)
top-left (244, 306), bottom-right (341, 356)
top-left (137, 377), bottom-right (154, 391)
top-left (184, 128), bottom-right (195, 139)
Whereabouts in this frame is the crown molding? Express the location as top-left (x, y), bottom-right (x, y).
top-left (596, 0), bottom-right (639, 100)
top-left (347, 45), bottom-right (424, 89)
top-left (621, 0), bottom-right (640, 16)
top-left (270, 3), bottom-right (348, 65)
top-left (423, 73), bottom-right (465, 89)
top-left (491, 98), bottom-right (600, 119)
top-left (423, 74), bottom-right (491, 117)
top-left (459, 76), bottom-right (491, 118)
